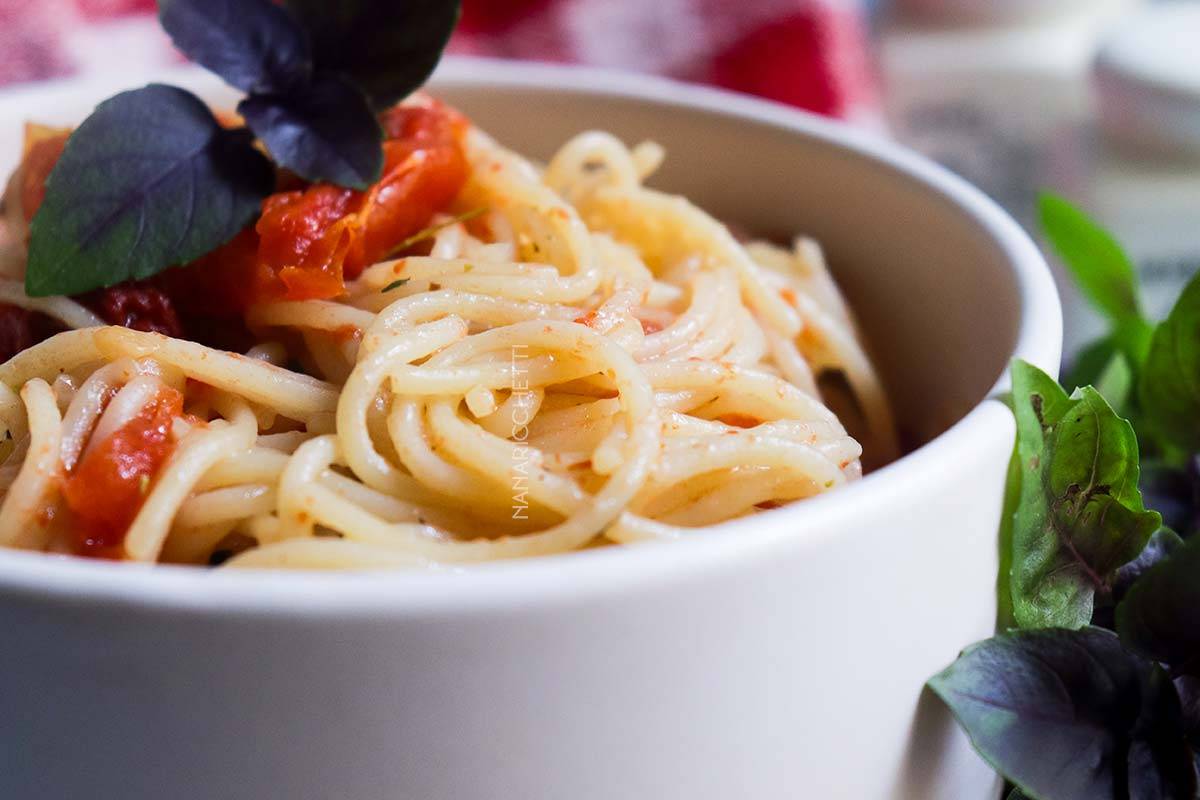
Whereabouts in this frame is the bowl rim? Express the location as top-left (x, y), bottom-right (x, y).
top-left (0, 57), bottom-right (1062, 614)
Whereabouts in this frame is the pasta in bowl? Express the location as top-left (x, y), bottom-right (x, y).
top-left (0, 98), bottom-right (895, 569)
top-left (0, 63), bottom-right (1060, 800)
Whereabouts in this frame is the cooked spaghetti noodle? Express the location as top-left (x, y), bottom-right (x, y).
top-left (0, 103), bottom-right (896, 569)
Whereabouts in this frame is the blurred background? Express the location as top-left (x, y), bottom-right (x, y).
top-left (0, 0), bottom-right (1196, 360)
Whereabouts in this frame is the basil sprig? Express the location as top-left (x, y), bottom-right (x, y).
top-left (1008, 361), bottom-right (1160, 630)
top-left (284, 0), bottom-right (462, 110)
top-left (1039, 192), bottom-right (1154, 375)
top-left (26, 85), bottom-right (274, 297)
top-left (936, 364), bottom-right (1200, 800)
top-left (930, 197), bottom-right (1200, 798)
top-left (1037, 195), bottom-right (1200, 517)
top-left (929, 627), bottom-right (1196, 800)
top-left (25, 0), bottom-right (461, 298)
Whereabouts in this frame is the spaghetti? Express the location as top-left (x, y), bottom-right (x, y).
top-left (0, 101), bottom-right (897, 569)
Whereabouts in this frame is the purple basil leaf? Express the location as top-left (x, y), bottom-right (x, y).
top-left (1139, 460), bottom-right (1200, 539)
top-left (1117, 535), bottom-right (1200, 676)
top-left (283, 0), bottom-right (461, 108)
top-left (1176, 675), bottom-right (1200, 764)
top-left (158, 0), bottom-right (312, 94)
top-left (239, 73), bottom-right (383, 190)
top-left (1115, 528), bottom-right (1186, 605)
top-left (26, 85), bottom-right (273, 297)
top-left (929, 627), bottom-right (1196, 800)
top-left (1128, 666), bottom-right (1200, 800)
top-left (1095, 527), bottom-right (1186, 631)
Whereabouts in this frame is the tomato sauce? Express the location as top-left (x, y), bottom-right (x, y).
top-left (61, 387), bottom-right (183, 558)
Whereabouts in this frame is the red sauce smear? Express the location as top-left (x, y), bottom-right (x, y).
top-left (61, 386), bottom-right (183, 558)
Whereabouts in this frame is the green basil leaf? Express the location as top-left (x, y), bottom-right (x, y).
top-left (240, 73), bottom-right (383, 190)
top-left (26, 85), bottom-right (273, 298)
top-left (997, 437), bottom-right (1021, 632)
top-left (1117, 535), bottom-right (1200, 676)
top-left (1008, 360), bottom-right (1081, 629)
top-left (1115, 316), bottom-right (1155, 375)
top-left (929, 627), bottom-right (1196, 800)
top-left (284, 0), bottom-right (461, 108)
top-left (159, 0), bottom-right (312, 94)
top-left (1065, 335), bottom-right (1120, 392)
top-left (1039, 192), bottom-right (1144, 326)
top-left (1009, 361), bottom-right (1161, 629)
top-left (1094, 351), bottom-right (1134, 415)
top-left (1011, 359), bottom-right (1072, 466)
top-left (1140, 272), bottom-right (1200, 452)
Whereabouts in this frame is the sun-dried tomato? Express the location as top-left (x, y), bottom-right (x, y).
top-left (0, 304), bottom-right (36, 362)
top-left (0, 303), bottom-right (65, 362)
top-left (82, 284), bottom-right (183, 338)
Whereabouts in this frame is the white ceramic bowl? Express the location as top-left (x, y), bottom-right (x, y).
top-left (0, 60), bottom-right (1061, 800)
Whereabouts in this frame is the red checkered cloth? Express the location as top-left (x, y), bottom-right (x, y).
top-left (0, 0), bottom-right (880, 122)
top-left (454, 0), bottom-right (881, 122)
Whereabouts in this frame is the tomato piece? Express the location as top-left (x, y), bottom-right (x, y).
top-left (62, 386), bottom-right (183, 558)
top-left (156, 227), bottom-right (260, 317)
top-left (248, 102), bottom-right (469, 304)
top-left (17, 102), bottom-right (470, 313)
top-left (344, 103), bottom-right (470, 276)
top-left (18, 124), bottom-right (70, 224)
top-left (256, 185), bottom-right (356, 301)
